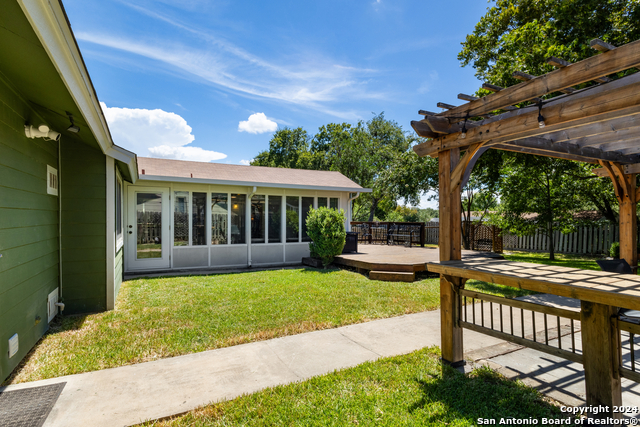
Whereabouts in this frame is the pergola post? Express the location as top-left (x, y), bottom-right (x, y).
top-left (438, 148), bottom-right (464, 367)
top-left (581, 301), bottom-right (622, 419)
top-left (619, 173), bottom-right (637, 269)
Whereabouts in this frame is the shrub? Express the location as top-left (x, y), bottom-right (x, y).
top-left (610, 241), bottom-right (620, 259)
top-left (306, 207), bottom-right (347, 268)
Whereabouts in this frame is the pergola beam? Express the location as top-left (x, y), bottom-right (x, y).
top-left (413, 72), bottom-right (640, 156)
top-left (433, 39), bottom-right (640, 122)
top-left (541, 114), bottom-right (640, 144)
top-left (495, 137), bottom-right (637, 163)
top-left (493, 144), bottom-right (598, 163)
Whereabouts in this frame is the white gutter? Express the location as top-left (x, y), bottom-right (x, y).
top-left (247, 186), bottom-right (257, 267)
top-left (347, 192), bottom-right (361, 231)
top-left (138, 175), bottom-right (371, 193)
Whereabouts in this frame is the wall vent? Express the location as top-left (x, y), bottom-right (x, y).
top-left (8, 334), bottom-right (18, 358)
top-left (47, 165), bottom-right (58, 196)
top-left (47, 288), bottom-right (59, 322)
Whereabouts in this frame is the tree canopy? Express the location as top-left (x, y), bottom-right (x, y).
top-left (455, 0), bottom-right (640, 259)
top-left (252, 113), bottom-right (438, 221)
top-left (459, 0), bottom-right (640, 88)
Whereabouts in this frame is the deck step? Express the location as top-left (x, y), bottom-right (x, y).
top-left (369, 270), bottom-right (416, 282)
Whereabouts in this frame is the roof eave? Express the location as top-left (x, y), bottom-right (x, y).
top-left (137, 174), bottom-right (372, 193)
top-left (107, 145), bottom-right (138, 183)
top-left (18, 0), bottom-right (116, 157)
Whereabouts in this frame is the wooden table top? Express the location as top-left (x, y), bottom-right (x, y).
top-left (427, 258), bottom-right (640, 310)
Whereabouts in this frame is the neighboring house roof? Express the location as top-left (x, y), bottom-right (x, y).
top-left (137, 157), bottom-right (372, 192)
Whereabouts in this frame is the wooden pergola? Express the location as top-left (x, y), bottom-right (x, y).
top-left (411, 39), bottom-right (640, 419)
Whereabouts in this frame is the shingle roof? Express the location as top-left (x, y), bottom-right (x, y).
top-left (137, 157), bottom-right (370, 192)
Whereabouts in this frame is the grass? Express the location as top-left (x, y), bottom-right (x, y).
top-left (139, 347), bottom-right (565, 427)
top-left (502, 251), bottom-right (600, 270)
top-left (5, 268), bottom-right (444, 385)
top-left (5, 250), bottom-right (599, 386)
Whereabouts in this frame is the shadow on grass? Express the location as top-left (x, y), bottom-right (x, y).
top-left (409, 365), bottom-right (564, 423)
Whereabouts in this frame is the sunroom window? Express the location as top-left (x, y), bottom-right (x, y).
top-left (231, 194), bottom-right (246, 244)
top-left (211, 193), bottom-right (228, 245)
top-left (174, 191), bottom-right (189, 246)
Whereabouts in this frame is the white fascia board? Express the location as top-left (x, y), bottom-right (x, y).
top-left (106, 145), bottom-right (138, 184)
top-left (18, 0), bottom-right (113, 155)
top-left (138, 175), bottom-right (373, 193)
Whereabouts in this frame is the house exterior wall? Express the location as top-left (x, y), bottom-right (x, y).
top-left (114, 247), bottom-right (124, 299)
top-left (0, 77), bottom-right (60, 381)
top-left (60, 138), bottom-right (107, 314)
top-left (124, 180), bottom-right (352, 272)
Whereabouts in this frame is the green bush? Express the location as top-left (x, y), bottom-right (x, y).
top-left (306, 207), bottom-right (347, 268)
top-left (610, 242), bottom-right (620, 259)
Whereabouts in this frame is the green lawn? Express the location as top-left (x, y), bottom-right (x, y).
top-left (5, 251), bottom-right (599, 387)
top-left (139, 347), bottom-right (564, 427)
top-left (5, 268), bottom-right (444, 384)
top-left (503, 251), bottom-right (600, 270)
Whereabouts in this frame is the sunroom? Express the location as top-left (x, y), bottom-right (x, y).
top-left (123, 158), bottom-right (370, 273)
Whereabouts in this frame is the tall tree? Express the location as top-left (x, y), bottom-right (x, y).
top-left (456, 0), bottom-right (640, 257)
top-left (253, 113), bottom-right (438, 221)
top-left (459, 0), bottom-right (640, 89)
top-left (495, 155), bottom-right (584, 260)
top-left (252, 127), bottom-right (310, 169)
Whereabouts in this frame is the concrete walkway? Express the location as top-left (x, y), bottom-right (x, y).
top-left (3, 296), bottom-right (640, 426)
top-left (3, 310), bottom-right (504, 427)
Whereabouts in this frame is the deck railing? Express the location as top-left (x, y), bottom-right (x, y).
top-left (350, 222), bottom-right (426, 247)
top-left (459, 289), bottom-right (583, 364)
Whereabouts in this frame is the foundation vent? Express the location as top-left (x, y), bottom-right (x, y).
top-left (47, 165), bottom-right (58, 196)
top-left (47, 288), bottom-right (59, 323)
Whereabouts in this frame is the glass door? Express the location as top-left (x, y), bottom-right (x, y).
top-left (127, 188), bottom-right (170, 270)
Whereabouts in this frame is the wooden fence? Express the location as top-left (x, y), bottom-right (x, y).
top-left (503, 223), bottom-right (621, 255)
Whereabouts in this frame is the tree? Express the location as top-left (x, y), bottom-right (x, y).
top-left (456, 0), bottom-right (640, 257)
top-left (252, 127), bottom-right (310, 169)
top-left (252, 113), bottom-right (438, 222)
top-left (494, 155), bottom-right (584, 260)
top-left (459, 0), bottom-right (640, 90)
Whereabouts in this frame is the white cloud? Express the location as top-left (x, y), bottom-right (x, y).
top-left (101, 102), bottom-right (226, 161)
top-left (239, 159), bottom-right (252, 165)
top-left (77, 17), bottom-right (379, 120)
top-left (148, 145), bottom-right (226, 162)
top-left (238, 113), bottom-right (277, 134)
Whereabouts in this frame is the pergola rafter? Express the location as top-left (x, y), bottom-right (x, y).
top-left (410, 39), bottom-right (640, 418)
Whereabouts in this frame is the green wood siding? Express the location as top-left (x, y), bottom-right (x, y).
top-left (60, 139), bottom-right (107, 314)
top-left (0, 78), bottom-right (59, 382)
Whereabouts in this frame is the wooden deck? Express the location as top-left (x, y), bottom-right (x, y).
top-left (333, 245), bottom-right (502, 278)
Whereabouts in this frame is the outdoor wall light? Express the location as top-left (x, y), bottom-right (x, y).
top-left (25, 124), bottom-right (61, 141)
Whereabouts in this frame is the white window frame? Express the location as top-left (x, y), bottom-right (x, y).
top-left (115, 172), bottom-right (124, 251)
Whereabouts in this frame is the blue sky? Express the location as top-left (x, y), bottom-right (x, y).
top-left (64, 0), bottom-right (492, 207)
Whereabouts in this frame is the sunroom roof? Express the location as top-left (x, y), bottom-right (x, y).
top-left (137, 157), bottom-right (371, 192)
